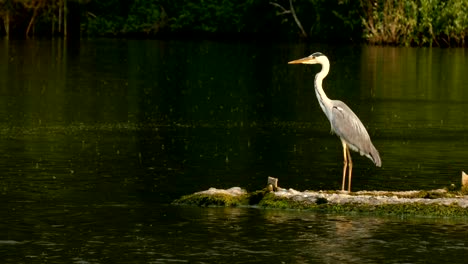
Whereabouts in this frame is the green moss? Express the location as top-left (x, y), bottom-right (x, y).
top-left (355, 189), bottom-right (459, 199)
top-left (310, 202), bottom-right (468, 217)
top-left (258, 193), bottom-right (318, 210)
top-left (247, 189), bottom-right (270, 205)
top-left (257, 193), bottom-right (295, 209)
top-left (406, 190), bottom-right (456, 199)
top-left (363, 203), bottom-right (467, 217)
top-left (172, 193), bottom-right (249, 207)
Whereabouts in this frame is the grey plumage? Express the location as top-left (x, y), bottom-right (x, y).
top-left (289, 52), bottom-right (381, 192)
top-left (330, 101), bottom-right (381, 167)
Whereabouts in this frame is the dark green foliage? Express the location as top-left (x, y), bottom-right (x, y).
top-left (361, 0), bottom-right (468, 46)
top-left (167, 0), bottom-right (242, 33)
top-left (0, 1), bottom-right (466, 44)
top-left (86, 0), bottom-right (167, 36)
top-left (0, 0), bottom-right (362, 41)
top-left (163, 0), bottom-right (283, 38)
top-left (299, 0), bottom-right (362, 42)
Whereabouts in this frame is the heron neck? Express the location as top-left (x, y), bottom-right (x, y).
top-left (314, 62), bottom-right (332, 118)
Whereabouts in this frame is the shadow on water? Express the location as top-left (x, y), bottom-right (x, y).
top-left (0, 39), bottom-right (467, 262)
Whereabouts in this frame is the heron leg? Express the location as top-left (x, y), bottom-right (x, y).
top-left (347, 147), bottom-right (353, 192)
top-left (341, 141), bottom-right (348, 192)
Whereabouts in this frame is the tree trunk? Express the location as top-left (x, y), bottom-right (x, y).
top-left (26, 11), bottom-right (37, 37)
top-left (58, 0), bottom-right (62, 34)
top-left (4, 10), bottom-right (9, 38)
top-left (52, 15), bottom-right (55, 35)
top-left (64, 0), bottom-right (67, 38)
top-left (26, 0), bottom-right (45, 37)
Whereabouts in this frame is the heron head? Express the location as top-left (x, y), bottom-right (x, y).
top-left (288, 52), bottom-right (326, 65)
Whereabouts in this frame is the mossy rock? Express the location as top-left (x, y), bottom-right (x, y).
top-left (258, 192), bottom-right (320, 209)
top-left (173, 193), bottom-right (249, 207)
top-left (173, 187), bottom-right (468, 217)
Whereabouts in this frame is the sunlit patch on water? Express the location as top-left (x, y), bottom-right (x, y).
top-left (0, 240), bottom-right (26, 245)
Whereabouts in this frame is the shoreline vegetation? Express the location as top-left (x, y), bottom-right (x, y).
top-left (0, 0), bottom-right (466, 47)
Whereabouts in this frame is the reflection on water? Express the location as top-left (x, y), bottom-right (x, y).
top-left (0, 39), bottom-right (467, 262)
top-left (0, 40), bottom-right (467, 194)
top-left (3, 203), bottom-right (467, 263)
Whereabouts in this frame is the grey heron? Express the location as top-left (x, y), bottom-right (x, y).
top-left (288, 52), bottom-right (381, 192)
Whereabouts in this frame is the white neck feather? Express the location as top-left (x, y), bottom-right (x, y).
top-left (314, 58), bottom-right (333, 119)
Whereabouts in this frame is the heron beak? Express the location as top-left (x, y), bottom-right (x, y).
top-left (288, 56), bottom-right (316, 64)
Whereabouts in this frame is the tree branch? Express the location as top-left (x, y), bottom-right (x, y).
top-left (270, 0), bottom-right (307, 38)
top-left (288, 0), bottom-right (307, 38)
top-left (269, 2), bottom-right (291, 15)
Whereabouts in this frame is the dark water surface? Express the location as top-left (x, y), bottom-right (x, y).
top-left (0, 39), bottom-right (467, 263)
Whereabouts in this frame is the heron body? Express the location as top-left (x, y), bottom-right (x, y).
top-left (289, 52), bottom-right (381, 192)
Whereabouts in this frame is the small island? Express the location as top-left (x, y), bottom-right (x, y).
top-left (173, 177), bottom-right (468, 217)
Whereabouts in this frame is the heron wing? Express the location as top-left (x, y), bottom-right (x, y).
top-left (330, 100), bottom-right (381, 166)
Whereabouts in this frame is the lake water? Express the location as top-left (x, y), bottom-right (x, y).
top-left (0, 39), bottom-right (467, 263)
